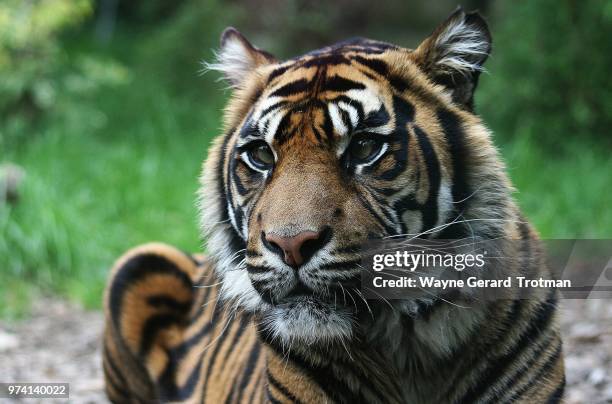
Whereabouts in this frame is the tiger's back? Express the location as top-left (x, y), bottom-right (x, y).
top-left (103, 243), bottom-right (259, 403)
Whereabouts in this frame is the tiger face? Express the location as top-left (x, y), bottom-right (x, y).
top-left (200, 9), bottom-right (504, 346)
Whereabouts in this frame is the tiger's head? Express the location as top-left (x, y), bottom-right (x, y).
top-left (200, 8), bottom-right (513, 346)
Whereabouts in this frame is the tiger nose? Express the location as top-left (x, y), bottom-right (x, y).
top-left (263, 229), bottom-right (327, 268)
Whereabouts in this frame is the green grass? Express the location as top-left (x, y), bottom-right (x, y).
top-left (0, 55), bottom-right (226, 317)
top-left (500, 135), bottom-right (612, 238)
top-left (1, 39), bottom-right (610, 319)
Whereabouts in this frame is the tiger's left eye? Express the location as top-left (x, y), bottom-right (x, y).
top-left (347, 137), bottom-right (383, 163)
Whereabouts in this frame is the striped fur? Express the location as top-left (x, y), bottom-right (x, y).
top-left (103, 8), bottom-right (564, 403)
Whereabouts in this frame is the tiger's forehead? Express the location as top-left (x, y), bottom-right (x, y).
top-left (242, 50), bottom-right (398, 147)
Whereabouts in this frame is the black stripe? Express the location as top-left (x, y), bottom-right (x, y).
top-left (246, 264), bottom-right (272, 274)
top-left (221, 315), bottom-right (250, 364)
top-left (311, 125), bottom-right (325, 143)
top-left (376, 186), bottom-right (403, 196)
top-left (190, 282), bottom-right (215, 322)
top-left (102, 361), bottom-right (130, 400)
top-left (392, 95), bottom-right (415, 125)
top-left (378, 96), bottom-right (412, 181)
top-left (182, 307), bottom-right (224, 353)
top-left (267, 65), bottom-right (292, 84)
top-left (361, 71), bottom-right (377, 81)
top-left (159, 353), bottom-right (203, 401)
top-left (509, 341), bottom-right (563, 402)
top-left (388, 74), bottom-right (443, 107)
top-left (248, 371), bottom-right (265, 404)
top-left (496, 333), bottom-right (559, 402)
top-left (266, 388), bottom-right (283, 404)
top-left (272, 111), bottom-right (293, 144)
top-left (437, 108), bottom-right (470, 214)
top-left (413, 125), bottom-right (441, 233)
top-left (270, 78), bottom-right (312, 97)
top-left (332, 244), bottom-right (362, 254)
top-left (249, 278), bottom-right (275, 304)
top-left (364, 182), bottom-right (398, 209)
top-left (318, 259), bottom-right (362, 271)
top-left (232, 157), bottom-right (260, 197)
top-left (259, 323), bottom-right (387, 401)
top-left (300, 53), bottom-right (350, 68)
top-left (356, 192), bottom-right (396, 236)
top-left (393, 193), bottom-right (420, 213)
top-left (232, 341), bottom-right (262, 404)
top-left (338, 106), bottom-right (353, 130)
top-left (157, 305), bottom-right (225, 400)
top-left (147, 294), bottom-right (192, 313)
top-left (353, 55), bottom-right (388, 76)
top-left (219, 146), bottom-right (246, 243)
top-left (139, 313), bottom-right (183, 357)
top-left (217, 128), bottom-right (247, 252)
top-left (216, 317), bottom-right (251, 403)
top-left (389, 75), bottom-right (410, 93)
top-left (201, 315), bottom-right (245, 400)
top-left (359, 103), bottom-right (390, 131)
top-left (546, 375), bottom-right (566, 404)
top-left (238, 114), bottom-right (258, 139)
top-left (441, 298), bottom-right (524, 399)
top-left (321, 104), bottom-right (335, 142)
top-left (259, 101), bottom-right (287, 120)
top-left (225, 152), bottom-right (244, 233)
top-left (267, 369), bottom-right (304, 404)
top-left (458, 290), bottom-right (558, 403)
top-left (258, 335), bottom-right (363, 404)
top-left (102, 346), bottom-right (131, 399)
top-left (360, 183), bottom-right (397, 224)
top-left (109, 253), bottom-right (193, 331)
top-left (334, 95), bottom-right (364, 122)
top-left (324, 75), bottom-right (366, 92)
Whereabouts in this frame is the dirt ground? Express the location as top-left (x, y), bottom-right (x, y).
top-left (0, 298), bottom-right (610, 403)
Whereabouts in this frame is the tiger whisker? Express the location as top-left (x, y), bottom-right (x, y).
top-left (414, 285), bottom-right (471, 310)
top-left (384, 217), bottom-right (527, 240)
top-left (344, 287), bottom-right (359, 314)
top-left (194, 281), bottom-right (224, 288)
top-left (353, 288), bottom-right (374, 319)
top-left (196, 309), bottom-right (236, 355)
top-left (364, 287), bottom-right (395, 311)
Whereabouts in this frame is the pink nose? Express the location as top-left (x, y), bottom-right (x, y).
top-left (264, 231), bottom-right (323, 267)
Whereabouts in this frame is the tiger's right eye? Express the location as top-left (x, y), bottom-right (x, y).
top-left (245, 142), bottom-right (275, 169)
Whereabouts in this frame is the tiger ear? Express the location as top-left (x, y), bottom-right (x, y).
top-left (412, 7), bottom-right (491, 110)
top-left (207, 27), bottom-right (277, 88)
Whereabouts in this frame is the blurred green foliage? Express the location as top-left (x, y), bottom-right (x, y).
top-left (99, 0), bottom-right (240, 95)
top-left (0, 0), bottom-right (129, 149)
top-left (479, 0), bottom-right (612, 147)
top-left (1, 0), bottom-right (610, 317)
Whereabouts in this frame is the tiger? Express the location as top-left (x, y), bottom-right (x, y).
top-left (102, 7), bottom-right (565, 403)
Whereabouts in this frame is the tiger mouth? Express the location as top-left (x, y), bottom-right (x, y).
top-left (272, 281), bottom-right (356, 313)
top-left (274, 281), bottom-right (328, 306)
top-left (279, 281), bottom-right (314, 301)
